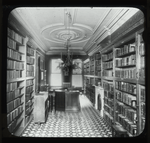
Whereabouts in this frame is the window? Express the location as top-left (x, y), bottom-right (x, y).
top-left (50, 59), bottom-right (62, 86)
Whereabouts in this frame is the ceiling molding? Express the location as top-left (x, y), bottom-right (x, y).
top-left (73, 23), bottom-right (93, 31)
top-left (11, 9), bottom-right (47, 53)
top-left (49, 47), bottom-right (83, 50)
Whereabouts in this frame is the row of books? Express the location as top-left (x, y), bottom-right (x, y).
top-left (95, 53), bottom-right (101, 60)
top-left (103, 81), bottom-right (114, 92)
top-left (7, 37), bottom-right (17, 50)
top-left (95, 71), bottom-right (101, 76)
top-left (26, 85), bottom-right (33, 94)
top-left (7, 48), bottom-right (22, 61)
top-left (7, 97), bottom-right (22, 113)
top-left (102, 70), bottom-right (113, 77)
top-left (115, 68), bottom-right (136, 79)
top-left (26, 79), bottom-right (34, 87)
top-left (116, 90), bottom-right (136, 108)
top-left (104, 104), bottom-right (114, 117)
top-left (116, 113), bottom-right (137, 135)
top-left (96, 59), bottom-right (101, 65)
top-left (26, 99), bottom-right (33, 109)
top-left (104, 97), bottom-right (114, 107)
top-left (103, 61), bottom-right (113, 69)
top-left (139, 43), bottom-right (144, 56)
top-left (116, 102), bottom-right (137, 124)
top-left (104, 90), bottom-right (114, 99)
top-left (7, 82), bottom-right (18, 92)
top-left (140, 56), bottom-right (145, 68)
top-left (90, 71), bottom-right (95, 75)
top-left (102, 52), bottom-right (113, 62)
top-left (141, 118), bottom-right (145, 132)
top-left (8, 27), bottom-right (24, 44)
top-left (7, 59), bottom-right (24, 70)
top-left (90, 78), bottom-right (95, 85)
top-left (27, 56), bottom-right (35, 65)
top-left (25, 115), bottom-right (31, 125)
top-left (27, 47), bottom-right (34, 56)
top-left (115, 43), bottom-right (135, 57)
top-left (7, 104), bottom-right (23, 125)
top-left (26, 65), bottom-right (34, 71)
top-left (90, 60), bottom-right (94, 65)
top-left (90, 65), bottom-right (94, 71)
top-left (90, 55), bottom-right (95, 61)
top-left (26, 71), bottom-right (34, 77)
top-left (141, 102), bottom-right (145, 118)
top-left (96, 65), bottom-right (101, 71)
top-left (25, 106), bottom-right (33, 116)
top-left (104, 112), bottom-right (113, 126)
top-left (139, 68), bottom-right (145, 78)
top-left (115, 81), bottom-right (137, 95)
top-left (7, 89), bottom-right (21, 103)
top-left (25, 95), bottom-right (32, 103)
top-left (115, 54), bottom-right (136, 67)
top-left (140, 85), bottom-right (145, 102)
top-left (7, 70), bottom-right (23, 79)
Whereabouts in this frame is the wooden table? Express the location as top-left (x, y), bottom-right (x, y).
top-left (55, 90), bottom-right (80, 112)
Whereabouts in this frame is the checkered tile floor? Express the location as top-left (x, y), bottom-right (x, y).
top-left (21, 95), bottom-right (112, 137)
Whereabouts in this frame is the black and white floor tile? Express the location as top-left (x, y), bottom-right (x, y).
top-left (21, 95), bottom-right (112, 137)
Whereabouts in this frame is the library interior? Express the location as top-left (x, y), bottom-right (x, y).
top-left (2, 7), bottom-right (145, 138)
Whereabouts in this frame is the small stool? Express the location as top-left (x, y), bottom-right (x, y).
top-left (112, 124), bottom-right (129, 137)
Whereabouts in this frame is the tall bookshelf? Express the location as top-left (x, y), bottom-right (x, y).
top-left (101, 49), bottom-right (114, 127)
top-left (101, 28), bottom-right (145, 136)
top-left (6, 25), bottom-right (36, 136)
top-left (83, 27), bottom-right (145, 136)
top-left (25, 43), bottom-right (35, 127)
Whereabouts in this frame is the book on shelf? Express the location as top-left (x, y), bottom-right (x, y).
top-left (140, 56), bottom-right (145, 68)
top-left (26, 79), bottom-right (34, 87)
top-left (115, 68), bottom-right (136, 79)
top-left (140, 85), bottom-right (145, 102)
top-left (115, 81), bottom-right (137, 95)
top-left (7, 48), bottom-right (22, 61)
top-left (27, 46), bottom-right (34, 56)
top-left (139, 43), bottom-right (144, 56)
top-left (103, 61), bottom-right (113, 69)
top-left (7, 59), bottom-right (24, 70)
top-left (102, 70), bottom-right (113, 77)
top-left (8, 27), bottom-right (24, 44)
top-left (115, 54), bottom-right (136, 67)
top-left (103, 81), bottom-right (114, 92)
top-left (7, 70), bottom-right (23, 79)
top-left (27, 56), bottom-right (35, 64)
top-left (102, 52), bottom-right (113, 61)
top-left (115, 43), bottom-right (135, 57)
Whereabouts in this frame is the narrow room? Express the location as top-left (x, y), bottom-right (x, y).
top-left (2, 7), bottom-right (145, 137)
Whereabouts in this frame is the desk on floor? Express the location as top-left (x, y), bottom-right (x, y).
top-left (55, 90), bottom-right (80, 112)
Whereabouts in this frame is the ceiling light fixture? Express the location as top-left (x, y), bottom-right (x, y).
top-left (56, 10), bottom-right (81, 74)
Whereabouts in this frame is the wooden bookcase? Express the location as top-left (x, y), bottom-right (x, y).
top-left (6, 25), bottom-right (36, 136)
top-left (83, 27), bottom-right (145, 136)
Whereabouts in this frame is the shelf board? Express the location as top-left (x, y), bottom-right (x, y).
top-left (103, 110), bottom-right (113, 119)
top-left (94, 76), bottom-right (101, 78)
top-left (115, 77), bottom-right (137, 84)
top-left (103, 67), bottom-right (113, 70)
top-left (7, 78), bottom-right (25, 83)
top-left (102, 76), bottom-right (114, 81)
top-left (115, 121), bottom-right (133, 137)
top-left (115, 88), bottom-right (136, 96)
top-left (26, 77), bottom-right (35, 80)
top-left (7, 46), bottom-right (25, 55)
top-left (7, 93), bottom-right (24, 104)
top-left (7, 56), bottom-right (25, 62)
top-left (116, 99), bottom-right (136, 110)
top-left (115, 64), bottom-right (136, 68)
top-left (116, 51), bottom-right (136, 58)
top-left (102, 58), bottom-right (113, 62)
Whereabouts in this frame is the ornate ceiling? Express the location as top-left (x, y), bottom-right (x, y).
top-left (9, 7), bottom-right (140, 55)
